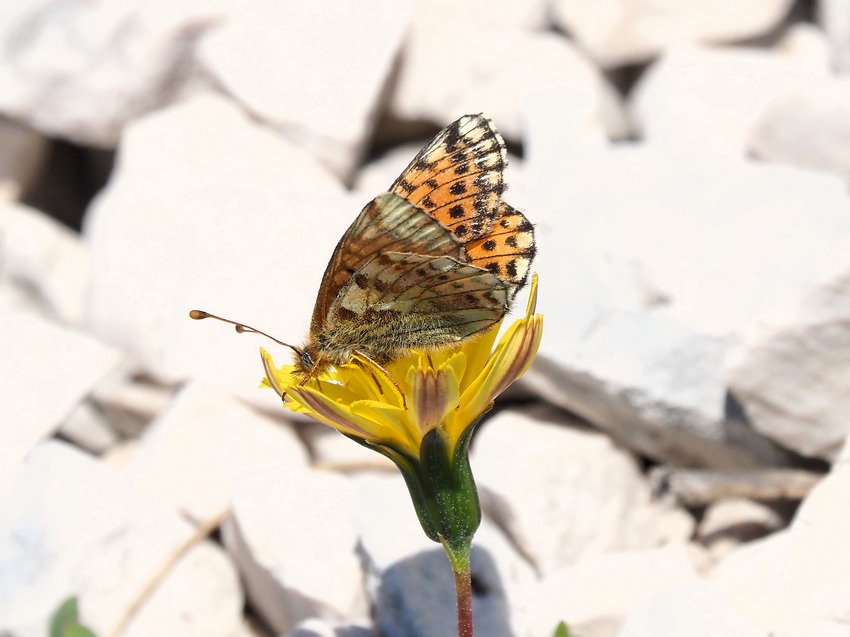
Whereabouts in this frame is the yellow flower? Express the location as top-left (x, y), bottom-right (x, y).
top-left (261, 274), bottom-right (543, 461)
top-left (261, 274), bottom-right (542, 550)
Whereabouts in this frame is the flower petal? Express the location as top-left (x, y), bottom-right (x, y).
top-left (349, 400), bottom-right (421, 454)
top-left (457, 276), bottom-right (542, 425)
top-left (286, 386), bottom-right (385, 440)
top-left (408, 364), bottom-right (460, 437)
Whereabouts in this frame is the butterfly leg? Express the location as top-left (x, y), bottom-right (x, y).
top-left (298, 359), bottom-right (326, 392)
top-left (351, 350), bottom-right (407, 410)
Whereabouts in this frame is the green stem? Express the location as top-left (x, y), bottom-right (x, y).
top-left (442, 537), bottom-right (474, 637)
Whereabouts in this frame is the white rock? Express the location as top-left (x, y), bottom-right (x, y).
top-left (121, 540), bottom-right (244, 637)
top-left (1, 202), bottom-right (89, 324)
top-left (0, 441), bottom-right (244, 637)
top-left (84, 93), bottom-right (353, 401)
top-left (523, 135), bottom-right (850, 467)
top-left (551, 0), bottom-right (795, 67)
top-left (517, 544), bottom-right (699, 637)
top-left (698, 498), bottom-right (785, 540)
top-left (0, 310), bottom-right (123, 486)
top-left (472, 407), bottom-right (693, 575)
top-left (411, 0), bottom-right (548, 31)
top-left (101, 440), bottom-right (141, 473)
top-left (89, 364), bottom-right (175, 438)
top-left (819, 0), bottom-right (850, 73)
top-left (0, 117), bottom-right (48, 201)
top-left (727, 269), bottom-right (850, 460)
top-left (522, 309), bottom-right (752, 468)
top-left (304, 423), bottom-right (395, 473)
top-left (197, 0), bottom-right (410, 179)
top-left (58, 399), bottom-right (119, 454)
top-left (285, 618), bottom-right (375, 637)
top-left (698, 498), bottom-right (786, 561)
top-left (391, 28), bottom-right (625, 143)
top-left (616, 581), bottom-right (764, 637)
top-left (750, 80), bottom-right (850, 182)
top-left (775, 23), bottom-right (833, 69)
top-left (0, 0), bottom-right (222, 146)
top-left (350, 471), bottom-right (435, 577)
top-left (631, 45), bottom-right (830, 158)
top-left (223, 463), bottom-right (367, 635)
top-left (124, 381), bottom-right (310, 524)
top-left (711, 438), bottom-right (850, 635)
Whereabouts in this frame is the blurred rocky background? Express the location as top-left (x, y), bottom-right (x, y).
top-left (2, 1), bottom-right (850, 636)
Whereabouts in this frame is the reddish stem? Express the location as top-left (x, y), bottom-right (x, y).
top-left (454, 564), bottom-right (474, 637)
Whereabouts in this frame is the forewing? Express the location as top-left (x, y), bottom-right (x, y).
top-left (324, 252), bottom-right (508, 357)
top-left (310, 193), bottom-right (466, 334)
top-left (463, 203), bottom-right (536, 298)
top-left (390, 114), bottom-right (506, 243)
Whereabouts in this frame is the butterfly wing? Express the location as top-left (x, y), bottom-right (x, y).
top-left (390, 114), bottom-right (507, 242)
top-left (310, 192), bottom-right (466, 336)
top-left (463, 202), bottom-right (536, 298)
top-left (389, 115), bottom-right (536, 297)
top-left (319, 252), bottom-right (508, 362)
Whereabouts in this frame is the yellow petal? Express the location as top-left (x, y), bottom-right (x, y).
top-left (408, 364), bottom-right (461, 437)
top-left (286, 386), bottom-right (385, 440)
top-left (457, 277), bottom-right (543, 425)
top-left (349, 400), bottom-right (420, 454)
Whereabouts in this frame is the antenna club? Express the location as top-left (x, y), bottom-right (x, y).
top-left (189, 308), bottom-right (303, 355)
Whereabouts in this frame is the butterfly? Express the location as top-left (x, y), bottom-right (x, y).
top-left (192, 114), bottom-right (536, 378)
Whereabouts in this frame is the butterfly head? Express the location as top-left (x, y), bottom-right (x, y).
top-left (293, 342), bottom-right (322, 376)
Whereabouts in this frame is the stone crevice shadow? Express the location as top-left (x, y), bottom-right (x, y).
top-left (375, 545), bottom-right (514, 637)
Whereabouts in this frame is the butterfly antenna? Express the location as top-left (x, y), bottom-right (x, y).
top-left (189, 310), bottom-right (303, 356)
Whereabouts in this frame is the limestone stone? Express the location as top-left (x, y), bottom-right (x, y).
top-left (90, 363), bottom-right (175, 438)
top-left (0, 311), bottom-right (123, 487)
top-left (285, 618), bottom-right (375, 637)
top-left (222, 463), bottom-right (367, 635)
top-left (391, 28), bottom-right (625, 143)
top-left (58, 400), bottom-right (119, 454)
top-left (631, 46), bottom-right (830, 158)
top-left (819, 0), bottom-right (850, 73)
top-left (750, 80), bottom-right (850, 182)
top-left (0, 117), bottom-right (48, 201)
top-left (1, 202), bottom-right (89, 324)
top-left (711, 435), bottom-right (850, 635)
top-left (517, 544), bottom-right (700, 637)
top-left (551, 0), bottom-right (796, 67)
top-left (0, 0), bottom-right (221, 146)
top-left (0, 441), bottom-right (244, 637)
top-left (727, 269), bottom-right (850, 460)
top-left (197, 0), bottom-right (411, 179)
top-left (124, 381), bottom-right (310, 524)
top-left (616, 581), bottom-right (764, 637)
top-left (472, 407), bottom-right (693, 575)
top-left (84, 93), bottom-right (353, 403)
top-left (522, 131), bottom-right (850, 468)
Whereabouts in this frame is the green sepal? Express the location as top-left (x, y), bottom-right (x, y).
top-left (342, 416), bottom-right (484, 551)
top-left (418, 422), bottom-right (482, 554)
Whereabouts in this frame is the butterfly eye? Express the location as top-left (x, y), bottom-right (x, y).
top-left (300, 350), bottom-right (315, 371)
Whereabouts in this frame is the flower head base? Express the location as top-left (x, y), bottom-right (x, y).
top-left (262, 275), bottom-right (542, 549)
